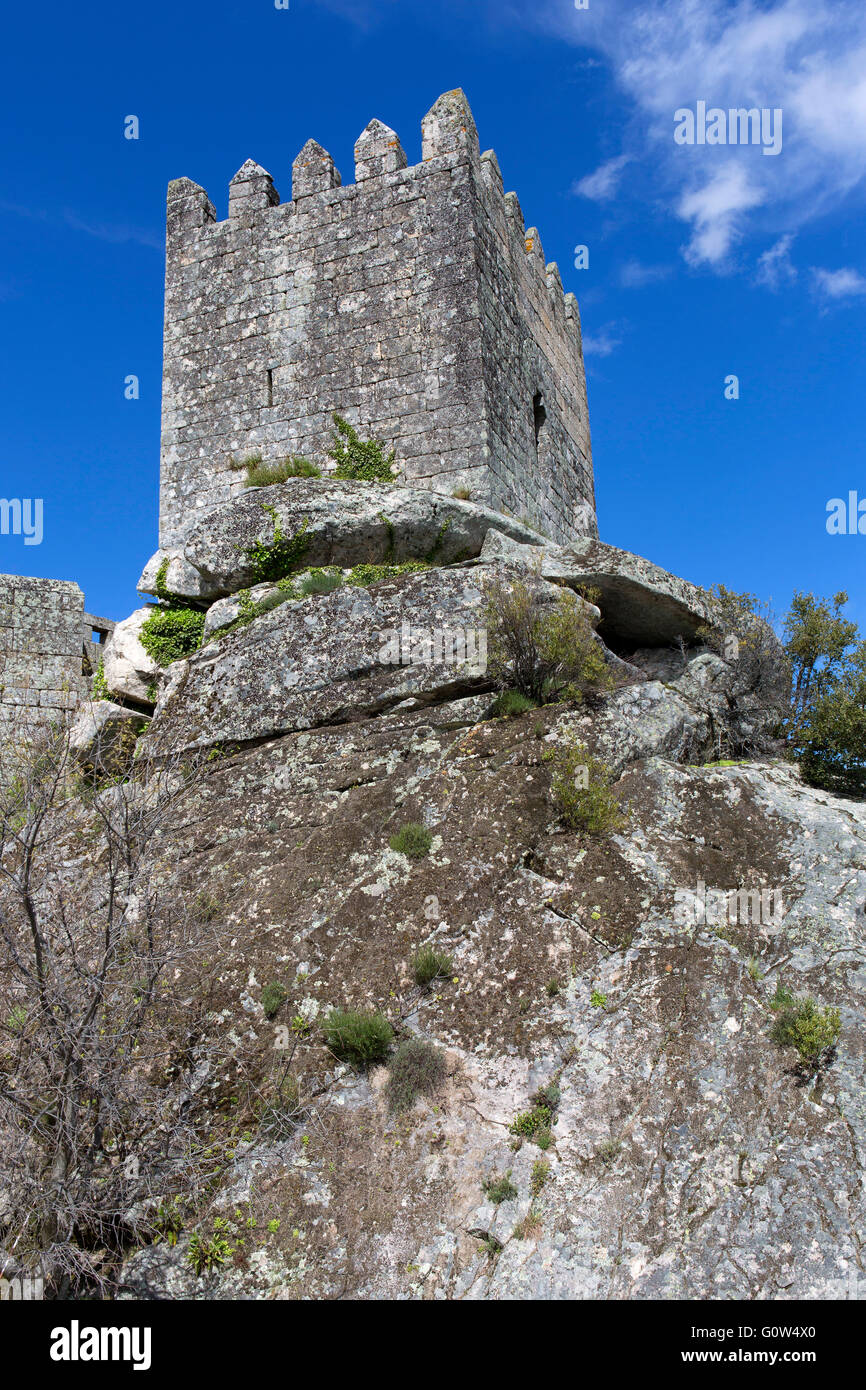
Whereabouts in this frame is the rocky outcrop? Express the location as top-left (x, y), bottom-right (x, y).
top-left (151, 564), bottom-right (552, 750)
top-left (480, 527), bottom-right (716, 646)
top-left (138, 480), bottom-right (547, 603)
top-left (68, 700), bottom-right (150, 780)
top-left (116, 686), bottom-right (864, 1302)
top-left (101, 607), bottom-right (159, 706)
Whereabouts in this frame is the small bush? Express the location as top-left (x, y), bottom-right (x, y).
top-left (261, 982), bottom-right (287, 1019)
top-left (324, 1009), bottom-right (393, 1068)
top-left (187, 1221), bottom-right (234, 1277)
top-left (530, 1159), bottom-right (550, 1197)
top-left (244, 461), bottom-right (286, 488)
top-left (509, 1105), bottom-right (551, 1141)
top-left (91, 658), bottom-right (109, 701)
top-left (489, 690), bottom-right (539, 718)
top-left (483, 572), bottom-right (610, 705)
top-left (390, 822), bottom-right (433, 859)
top-left (244, 456), bottom-right (320, 486)
top-left (345, 561), bottom-right (428, 588)
top-left (299, 568), bottom-right (343, 596)
top-left (770, 995), bottom-right (841, 1062)
top-left (452, 486), bottom-right (472, 500)
top-left (548, 735), bottom-right (627, 836)
top-left (242, 510), bottom-right (310, 585)
top-left (385, 1038), bottom-right (447, 1113)
top-left (139, 606), bottom-right (205, 666)
top-left (483, 1172), bottom-right (518, 1204)
top-left (590, 989), bottom-right (608, 1009)
top-left (412, 944), bottom-right (452, 987)
top-left (328, 413), bottom-right (396, 482)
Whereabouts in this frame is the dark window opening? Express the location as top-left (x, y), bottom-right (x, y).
top-left (533, 391), bottom-right (547, 451)
top-left (266, 368), bottom-right (274, 408)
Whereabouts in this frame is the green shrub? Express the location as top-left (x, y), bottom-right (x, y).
top-left (228, 451), bottom-right (262, 473)
top-left (483, 1172), bottom-right (518, 1204)
top-left (244, 456), bottom-right (320, 487)
top-left (324, 1009), bottom-right (393, 1068)
top-left (345, 561), bottom-right (428, 588)
top-left (299, 568), bottom-right (343, 596)
top-left (261, 982), bottom-right (287, 1019)
top-left (770, 995), bottom-right (841, 1061)
top-left (530, 1158), bottom-right (550, 1196)
top-left (482, 572), bottom-right (610, 706)
top-left (390, 822), bottom-right (433, 859)
top-left (187, 1220), bottom-right (234, 1276)
top-left (548, 734), bottom-right (627, 835)
top-left (385, 1038), bottom-right (447, 1112)
top-left (91, 658), bottom-right (109, 701)
top-left (509, 1104), bottom-right (551, 1141)
top-left (139, 606), bottom-right (205, 666)
top-left (489, 690), bottom-right (539, 718)
top-left (328, 413), bottom-right (396, 482)
top-left (242, 509), bottom-right (309, 584)
top-left (412, 944), bottom-right (452, 987)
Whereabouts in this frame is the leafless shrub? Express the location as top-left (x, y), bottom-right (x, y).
top-left (0, 712), bottom-right (241, 1296)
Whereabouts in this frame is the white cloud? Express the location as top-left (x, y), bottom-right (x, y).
top-left (581, 324), bottom-right (622, 356)
top-left (677, 164), bottom-right (764, 265)
top-left (523, 0), bottom-right (866, 269)
top-left (811, 266), bottom-right (866, 299)
top-left (573, 154), bottom-right (631, 201)
top-left (618, 259), bottom-right (672, 287)
top-left (755, 233), bottom-right (798, 288)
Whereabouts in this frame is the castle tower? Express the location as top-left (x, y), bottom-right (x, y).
top-left (159, 90), bottom-right (595, 550)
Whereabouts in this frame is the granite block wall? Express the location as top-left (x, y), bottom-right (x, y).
top-left (0, 575), bottom-right (86, 725)
top-left (159, 90), bottom-right (596, 549)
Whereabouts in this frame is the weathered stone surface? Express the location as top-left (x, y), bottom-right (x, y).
top-left (68, 699), bottom-right (150, 779)
top-left (137, 549), bottom-right (212, 603)
top-left (0, 574), bottom-right (85, 723)
top-left (151, 564), bottom-right (526, 749)
top-left (102, 607), bottom-right (159, 705)
top-left (159, 92), bottom-right (594, 550)
top-left (144, 481), bottom-right (547, 602)
top-left (202, 582), bottom-right (288, 640)
top-left (480, 527), bottom-right (717, 646)
top-left (115, 689), bottom-right (865, 1301)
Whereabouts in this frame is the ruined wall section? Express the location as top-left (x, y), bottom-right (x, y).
top-left (0, 575), bottom-right (85, 724)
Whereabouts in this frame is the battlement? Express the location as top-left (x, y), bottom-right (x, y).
top-left (160, 90), bottom-right (595, 549)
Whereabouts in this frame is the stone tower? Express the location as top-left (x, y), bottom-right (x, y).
top-left (159, 90), bottom-right (595, 550)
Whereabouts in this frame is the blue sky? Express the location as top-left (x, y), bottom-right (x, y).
top-left (1, 0), bottom-right (863, 630)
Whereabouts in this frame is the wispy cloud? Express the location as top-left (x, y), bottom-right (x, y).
top-left (755, 233), bottom-right (798, 289)
top-left (522, 0), bottom-right (866, 271)
top-left (573, 154), bottom-right (631, 201)
top-left (618, 259), bottom-right (671, 288)
top-left (0, 200), bottom-right (161, 250)
top-left (811, 266), bottom-right (866, 300)
top-left (581, 323), bottom-right (623, 357)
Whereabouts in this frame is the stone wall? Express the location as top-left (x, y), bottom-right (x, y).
top-left (0, 575), bottom-right (86, 725)
top-left (159, 89), bottom-right (595, 550)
